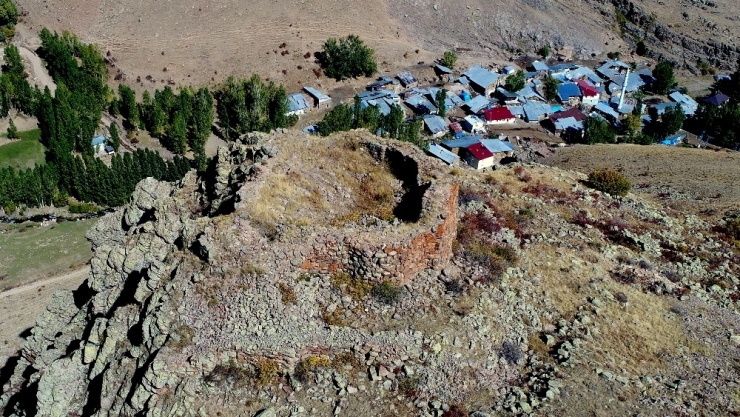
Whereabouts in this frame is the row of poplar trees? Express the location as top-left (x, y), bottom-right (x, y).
top-left (0, 29), bottom-right (191, 212)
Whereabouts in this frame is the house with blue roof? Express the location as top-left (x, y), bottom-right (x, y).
top-left (427, 143), bottom-right (459, 165)
top-left (423, 115), bottom-right (448, 138)
top-left (91, 135), bottom-right (108, 155)
top-left (668, 91), bottom-right (697, 116)
top-left (405, 94), bottom-right (437, 115)
top-left (303, 87), bottom-right (331, 109)
top-left (531, 61), bottom-right (549, 72)
top-left (463, 65), bottom-right (500, 96)
top-left (557, 82), bottom-right (582, 105)
top-left (287, 93), bottom-right (310, 116)
top-left (593, 102), bottom-right (620, 122)
top-left (463, 95), bottom-right (491, 114)
top-left (523, 102), bottom-right (554, 122)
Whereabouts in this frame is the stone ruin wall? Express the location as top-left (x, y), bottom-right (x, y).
top-left (300, 140), bottom-right (459, 285)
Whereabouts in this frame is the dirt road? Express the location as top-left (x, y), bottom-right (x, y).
top-left (17, 45), bottom-right (56, 95)
top-left (0, 267), bottom-right (88, 362)
top-left (0, 266), bottom-right (89, 300)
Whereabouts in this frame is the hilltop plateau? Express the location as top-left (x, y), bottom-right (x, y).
top-left (2, 130), bottom-right (740, 416)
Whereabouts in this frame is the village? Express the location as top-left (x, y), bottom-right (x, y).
top-left (282, 53), bottom-right (732, 170)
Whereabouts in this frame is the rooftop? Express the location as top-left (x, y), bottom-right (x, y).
top-left (427, 143), bottom-right (459, 165)
top-left (91, 135), bottom-right (106, 146)
top-left (288, 93), bottom-right (310, 113)
top-left (466, 142), bottom-right (494, 160)
top-left (423, 115), bottom-right (448, 135)
top-left (464, 65), bottom-right (500, 89)
top-left (483, 106), bottom-right (515, 122)
top-left (303, 87), bottom-right (331, 101)
top-left (557, 82), bottom-right (582, 101)
top-left (480, 139), bottom-right (516, 153)
top-left (464, 95), bottom-right (491, 113)
top-left (703, 91), bottom-right (730, 107)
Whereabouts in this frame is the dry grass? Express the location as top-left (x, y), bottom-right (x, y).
top-left (546, 144), bottom-right (740, 219)
top-left (246, 135), bottom-right (400, 237)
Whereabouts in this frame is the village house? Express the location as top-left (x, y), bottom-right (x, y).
top-left (287, 93), bottom-right (311, 116)
top-left (668, 91), bottom-right (698, 116)
top-left (396, 71), bottom-right (419, 88)
top-left (91, 135), bottom-right (110, 156)
top-left (523, 101), bottom-right (553, 122)
top-left (530, 61), bottom-right (549, 73)
top-left (461, 115), bottom-right (486, 133)
top-left (483, 107), bottom-right (516, 125)
top-left (495, 87), bottom-right (520, 105)
top-left (593, 102), bottom-right (620, 122)
top-left (703, 91), bottom-right (730, 107)
top-left (557, 82), bottom-right (582, 106)
top-left (506, 105), bottom-right (525, 119)
top-left (423, 115), bottom-right (448, 138)
top-left (405, 94), bottom-right (437, 115)
top-left (463, 95), bottom-right (491, 114)
top-left (367, 76), bottom-right (402, 93)
top-left (303, 87), bottom-right (332, 109)
top-left (480, 138), bottom-right (516, 159)
top-left (549, 108), bottom-right (587, 132)
top-left (463, 142), bottom-right (495, 170)
top-left (449, 122), bottom-right (465, 138)
top-left (463, 65), bottom-right (500, 97)
top-left (574, 79), bottom-right (600, 107)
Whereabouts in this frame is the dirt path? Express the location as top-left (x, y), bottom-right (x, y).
top-left (0, 266), bottom-right (89, 362)
top-left (0, 266), bottom-right (89, 300)
top-left (17, 45), bottom-right (56, 95)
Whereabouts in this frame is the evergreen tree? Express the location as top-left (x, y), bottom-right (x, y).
top-left (435, 89), bottom-right (447, 118)
top-left (191, 87), bottom-right (213, 171)
top-left (583, 117), bottom-right (616, 144)
top-left (118, 84), bottom-right (139, 129)
top-left (652, 61), bottom-right (675, 95)
top-left (109, 122), bottom-right (120, 152)
top-left (6, 116), bottom-right (16, 138)
top-left (543, 75), bottom-right (561, 102)
top-left (168, 110), bottom-right (187, 155)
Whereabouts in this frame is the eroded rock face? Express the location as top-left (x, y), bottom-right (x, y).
top-left (0, 132), bottom-right (462, 416)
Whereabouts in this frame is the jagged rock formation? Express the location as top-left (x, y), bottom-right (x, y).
top-left (2, 130), bottom-right (740, 416)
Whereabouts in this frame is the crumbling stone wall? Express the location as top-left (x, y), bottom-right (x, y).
top-left (300, 183), bottom-right (459, 285)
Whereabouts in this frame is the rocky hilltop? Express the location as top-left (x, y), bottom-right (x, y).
top-left (2, 130), bottom-right (740, 416)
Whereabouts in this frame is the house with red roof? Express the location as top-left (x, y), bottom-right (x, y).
top-left (575, 79), bottom-right (600, 107)
top-left (463, 142), bottom-right (494, 170)
top-left (482, 106), bottom-right (516, 125)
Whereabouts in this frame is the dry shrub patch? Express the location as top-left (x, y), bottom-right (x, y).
top-left (522, 181), bottom-right (568, 201)
top-left (371, 281), bottom-right (403, 305)
top-left (294, 356), bottom-right (331, 383)
top-left (397, 375), bottom-right (421, 398)
top-left (254, 358), bottom-right (281, 387)
top-left (330, 272), bottom-right (372, 301)
top-left (277, 282), bottom-right (297, 305)
top-left (455, 211), bottom-right (519, 283)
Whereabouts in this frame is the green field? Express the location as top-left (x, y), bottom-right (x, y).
top-left (0, 218), bottom-right (94, 290)
top-left (0, 129), bottom-right (45, 170)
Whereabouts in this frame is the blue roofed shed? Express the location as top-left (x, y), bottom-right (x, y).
top-left (287, 93), bottom-right (310, 116)
top-left (427, 143), bottom-right (459, 165)
top-left (463, 95), bottom-right (490, 113)
top-left (441, 136), bottom-right (482, 150)
top-left (557, 82), bottom-right (581, 103)
top-left (424, 115), bottom-right (448, 138)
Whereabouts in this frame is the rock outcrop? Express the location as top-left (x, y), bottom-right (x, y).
top-left (2, 131), bottom-right (740, 416)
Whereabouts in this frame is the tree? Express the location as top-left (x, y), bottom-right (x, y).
top-left (109, 122), bottom-right (120, 152)
top-left (652, 61), bottom-right (675, 95)
top-left (0, 0), bottom-right (18, 27)
top-left (583, 116), bottom-right (616, 144)
top-left (504, 70), bottom-right (525, 93)
top-left (6, 116), bottom-right (16, 138)
top-left (538, 45), bottom-right (550, 58)
top-left (657, 104), bottom-right (685, 138)
top-left (632, 91), bottom-right (644, 116)
top-left (543, 75), bottom-right (561, 102)
top-left (441, 50), bottom-right (457, 69)
top-left (623, 113), bottom-right (642, 136)
top-left (168, 111), bottom-right (187, 155)
top-left (191, 87), bottom-right (213, 171)
top-left (118, 84), bottom-right (139, 129)
top-left (321, 34), bottom-right (377, 80)
top-left (435, 89), bottom-right (447, 118)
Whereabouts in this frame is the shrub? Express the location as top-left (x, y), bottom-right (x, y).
top-left (441, 50), bottom-right (458, 69)
top-left (372, 281), bottom-right (403, 305)
top-left (330, 272), bottom-right (372, 301)
top-left (68, 202), bottom-right (99, 214)
top-left (294, 356), bottom-right (331, 383)
top-left (588, 169), bottom-right (631, 197)
top-left (397, 375), bottom-right (421, 398)
top-left (254, 358), bottom-right (281, 387)
top-left (726, 218), bottom-right (740, 241)
top-left (277, 282), bottom-right (297, 305)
